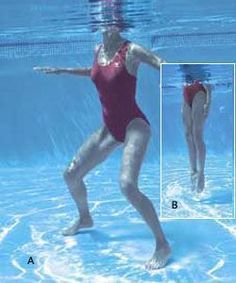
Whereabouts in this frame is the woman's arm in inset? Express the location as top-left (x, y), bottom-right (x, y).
top-left (203, 83), bottom-right (212, 117)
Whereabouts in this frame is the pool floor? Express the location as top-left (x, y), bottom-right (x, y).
top-left (162, 155), bottom-right (234, 219)
top-left (0, 159), bottom-right (236, 282)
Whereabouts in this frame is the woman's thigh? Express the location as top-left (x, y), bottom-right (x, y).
top-left (66, 124), bottom-right (121, 179)
top-left (120, 118), bottom-right (151, 185)
top-left (182, 102), bottom-right (193, 135)
top-left (192, 91), bottom-right (206, 133)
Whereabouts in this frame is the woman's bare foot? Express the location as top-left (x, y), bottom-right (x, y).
top-left (145, 243), bottom-right (171, 270)
top-left (62, 215), bottom-right (94, 236)
top-left (191, 171), bottom-right (198, 191)
top-left (197, 172), bottom-right (205, 193)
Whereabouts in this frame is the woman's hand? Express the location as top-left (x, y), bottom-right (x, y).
top-left (202, 83), bottom-right (212, 118)
top-left (203, 103), bottom-right (210, 117)
top-left (203, 83), bottom-right (212, 93)
top-left (33, 66), bottom-right (62, 74)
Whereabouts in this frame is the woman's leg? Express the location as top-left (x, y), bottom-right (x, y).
top-left (119, 117), bottom-right (170, 269)
top-left (192, 91), bottom-right (207, 192)
top-left (63, 125), bottom-right (121, 235)
top-left (182, 102), bottom-right (198, 189)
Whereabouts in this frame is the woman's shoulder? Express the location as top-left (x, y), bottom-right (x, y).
top-left (123, 42), bottom-right (142, 60)
top-left (127, 42), bottom-right (139, 53)
top-left (127, 42), bottom-right (153, 58)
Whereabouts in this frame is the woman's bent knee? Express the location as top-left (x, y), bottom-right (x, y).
top-left (63, 168), bottom-right (74, 185)
top-left (119, 175), bottom-right (138, 199)
top-left (63, 159), bottom-right (81, 185)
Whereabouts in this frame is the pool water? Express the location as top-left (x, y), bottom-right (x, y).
top-left (1, 1), bottom-right (236, 282)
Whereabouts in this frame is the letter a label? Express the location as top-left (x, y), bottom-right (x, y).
top-left (27, 257), bottom-right (34, 264)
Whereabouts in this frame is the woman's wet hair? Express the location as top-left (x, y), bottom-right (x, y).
top-left (185, 74), bottom-right (194, 83)
top-left (89, 0), bottom-right (133, 32)
top-left (180, 64), bottom-right (211, 83)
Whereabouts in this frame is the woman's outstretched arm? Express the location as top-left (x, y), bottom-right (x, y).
top-left (33, 66), bottom-right (91, 76)
top-left (131, 43), bottom-right (166, 69)
top-left (33, 44), bottom-right (101, 76)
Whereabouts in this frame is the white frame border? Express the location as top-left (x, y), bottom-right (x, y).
top-left (159, 62), bottom-right (236, 220)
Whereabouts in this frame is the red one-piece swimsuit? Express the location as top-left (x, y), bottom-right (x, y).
top-left (90, 40), bottom-right (150, 142)
top-left (183, 80), bottom-right (206, 107)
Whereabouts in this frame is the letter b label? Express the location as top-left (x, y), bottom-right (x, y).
top-left (172, 201), bottom-right (178, 209)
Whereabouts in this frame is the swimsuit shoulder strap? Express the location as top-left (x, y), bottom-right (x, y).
top-left (118, 40), bottom-right (131, 60)
top-left (94, 43), bottom-right (103, 59)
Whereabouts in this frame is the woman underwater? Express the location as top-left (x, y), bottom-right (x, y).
top-left (181, 67), bottom-right (211, 193)
top-left (33, 21), bottom-right (170, 269)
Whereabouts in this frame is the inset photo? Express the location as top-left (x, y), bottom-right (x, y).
top-left (160, 63), bottom-right (235, 219)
